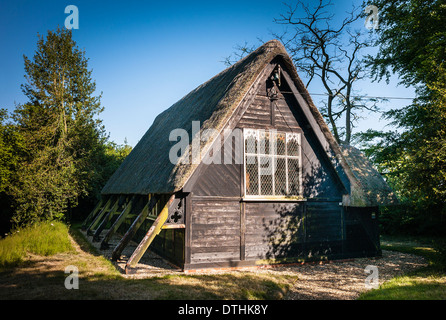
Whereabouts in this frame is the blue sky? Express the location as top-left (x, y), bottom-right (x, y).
top-left (0, 0), bottom-right (415, 147)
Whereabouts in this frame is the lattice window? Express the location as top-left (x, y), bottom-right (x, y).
top-left (244, 129), bottom-right (302, 197)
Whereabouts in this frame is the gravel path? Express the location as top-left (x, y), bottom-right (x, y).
top-left (279, 251), bottom-right (427, 300)
top-left (82, 231), bottom-right (427, 299)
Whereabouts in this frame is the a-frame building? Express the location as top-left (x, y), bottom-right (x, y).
top-left (82, 40), bottom-right (397, 273)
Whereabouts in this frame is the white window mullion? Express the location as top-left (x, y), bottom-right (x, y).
top-left (285, 133), bottom-right (289, 195)
top-left (272, 155), bottom-right (275, 195)
top-left (298, 133), bottom-right (302, 196)
top-left (257, 131), bottom-right (261, 196)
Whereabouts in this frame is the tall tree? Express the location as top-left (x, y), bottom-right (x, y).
top-left (273, 0), bottom-right (380, 145)
top-left (359, 0), bottom-right (446, 233)
top-left (0, 109), bottom-right (22, 194)
top-left (10, 27), bottom-right (106, 226)
top-left (225, 0), bottom-right (380, 145)
top-left (366, 0), bottom-right (446, 90)
top-left (0, 109), bottom-right (24, 234)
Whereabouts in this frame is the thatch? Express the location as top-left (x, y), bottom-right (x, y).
top-left (101, 40), bottom-right (396, 207)
top-left (340, 145), bottom-right (398, 207)
top-left (102, 40), bottom-right (286, 195)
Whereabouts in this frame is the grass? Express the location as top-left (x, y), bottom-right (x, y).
top-left (359, 275), bottom-right (446, 300)
top-left (358, 235), bottom-right (446, 300)
top-left (5, 221), bottom-right (444, 300)
top-left (0, 221), bottom-right (298, 300)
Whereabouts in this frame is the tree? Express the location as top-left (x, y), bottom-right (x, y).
top-left (276, 0), bottom-right (382, 144)
top-left (10, 27), bottom-right (107, 226)
top-left (0, 109), bottom-right (23, 194)
top-left (225, 0), bottom-right (381, 145)
top-left (0, 109), bottom-right (24, 235)
top-left (365, 0), bottom-right (446, 90)
top-left (358, 0), bottom-right (446, 234)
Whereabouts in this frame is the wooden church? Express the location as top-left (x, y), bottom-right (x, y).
top-left (82, 40), bottom-right (397, 273)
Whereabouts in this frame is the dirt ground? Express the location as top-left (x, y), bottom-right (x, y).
top-left (0, 231), bottom-right (427, 300)
top-left (279, 250), bottom-right (427, 300)
top-left (81, 230), bottom-right (428, 299)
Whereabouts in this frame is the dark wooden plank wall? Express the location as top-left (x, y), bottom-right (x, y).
top-left (237, 95), bottom-right (301, 132)
top-left (344, 206), bottom-right (380, 257)
top-left (186, 199), bottom-right (346, 265)
top-left (189, 199), bottom-right (241, 264)
top-left (151, 229), bottom-right (184, 266)
top-left (305, 201), bottom-right (343, 242)
top-left (192, 131), bottom-right (242, 197)
top-left (183, 62), bottom-right (371, 268)
top-left (237, 96), bottom-right (271, 129)
top-left (282, 91), bottom-right (344, 201)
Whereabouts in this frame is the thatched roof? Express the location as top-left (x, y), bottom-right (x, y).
top-left (102, 40), bottom-right (286, 195)
top-left (102, 40), bottom-right (396, 207)
top-left (340, 145), bottom-right (398, 207)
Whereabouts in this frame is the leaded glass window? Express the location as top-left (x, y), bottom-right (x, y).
top-left (244, 129), bottom-right (302, 197)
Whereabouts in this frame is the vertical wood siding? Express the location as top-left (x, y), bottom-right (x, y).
top-left (344, 206), bottom-right (380, 256)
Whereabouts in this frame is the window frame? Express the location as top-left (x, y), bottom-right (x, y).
top-left (243, 128), bottom-right (303, 200)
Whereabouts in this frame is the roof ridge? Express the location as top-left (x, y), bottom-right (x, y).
top-left (101, 40), bottom-right (396, 206)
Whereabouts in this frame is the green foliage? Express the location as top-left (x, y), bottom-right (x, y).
top-left (0, 109), bottom-right (23, 193)
top-left (3, 27), bottom-right (132, 228)
top-left (71, 139), bottom-right (132, 218)
top-left (379, 205), bottom-right (445, 236)
top-left (0, 221), bottom-right (73, 270)
top-left (366, 0), bottom-right (446, 88)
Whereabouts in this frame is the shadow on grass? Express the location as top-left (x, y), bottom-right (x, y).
top-left (68, 223), bottom-right (103, 257)
top-left (0, 265), bottom-right (293, 300)
top-left (0, 222), bottom-right (296, 300)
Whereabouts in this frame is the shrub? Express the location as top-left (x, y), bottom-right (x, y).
top-left (379, 204), bottom-right (446, 236)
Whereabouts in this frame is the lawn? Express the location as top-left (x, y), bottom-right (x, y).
top-left (0, 221), bottom-right (297, 300)
top-left (1, 222), bottom-right (445, 300)
top-left (0, 221), bottom-right (74, 270)
top-left (358, 235), bottom-right (446, 300)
